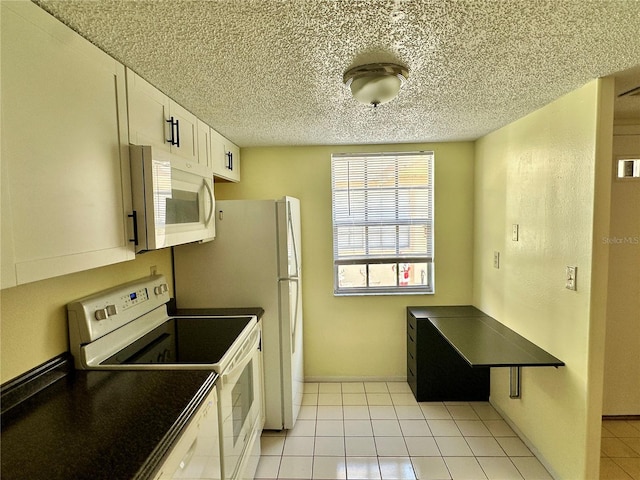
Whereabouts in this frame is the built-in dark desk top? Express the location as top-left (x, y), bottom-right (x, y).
top-left (408, 306), bottom-right (564, 368)
top-left (408, 305), bottom-right (487, 319)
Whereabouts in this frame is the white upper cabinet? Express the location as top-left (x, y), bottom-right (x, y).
top-left (197, 119), bottom-right (212, 169)
top-left (211, 128), bottom-right (241, 182)
top-left (126, 69), bottom-right (198, 163)
top-left (1, 2), bottom-right (135, 288)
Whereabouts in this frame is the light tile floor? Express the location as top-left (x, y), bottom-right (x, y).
top-left (256, 382), bottom-right (553, 479)
top-left (600, 418), bottom-right (640, 480)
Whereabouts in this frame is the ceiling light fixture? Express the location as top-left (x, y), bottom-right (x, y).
top-left (343, 62), bottom-right (409, 107)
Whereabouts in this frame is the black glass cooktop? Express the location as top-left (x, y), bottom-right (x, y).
top-left (102, 316), bottom-right (253, 366)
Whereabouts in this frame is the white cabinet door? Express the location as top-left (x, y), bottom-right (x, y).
top-left (210, 129), bottom-right (241, 182)
top-left (1, 2), bottom-right (135, 288)
top-left (126, 69), bottom-right (198, 163)
top-left (169, 101), bottom-right (198, 163)
top-left (197, 119), bottom-right (212, 169)
top-left (126, 70), bottom-right (171, 152)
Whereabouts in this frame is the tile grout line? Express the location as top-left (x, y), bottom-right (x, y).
top-left (261, 382), bottom-right (554, 479)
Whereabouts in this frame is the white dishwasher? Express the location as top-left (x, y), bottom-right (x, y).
top-left (153, 386), bottom-right (221, 480)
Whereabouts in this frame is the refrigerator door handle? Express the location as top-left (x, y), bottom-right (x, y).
top-left (287, 202), bottom-right (300, 277)
top-left (290, 278), bottom-right (300, 354)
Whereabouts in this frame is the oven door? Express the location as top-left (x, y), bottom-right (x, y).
top-left (218, 325), bottom-right (262, 480)
top-left (130, 145), bottom-right (215, 253)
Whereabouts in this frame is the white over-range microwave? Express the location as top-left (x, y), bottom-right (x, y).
top-left (129, 145), bottom-right (215, 253)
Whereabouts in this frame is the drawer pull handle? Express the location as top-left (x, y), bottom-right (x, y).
top-left (408, 334), bottom-right (414, 343)
top-left (409, 323), bottom-right (414, 330)
top-left (409, 352), bottom-right (414, 360)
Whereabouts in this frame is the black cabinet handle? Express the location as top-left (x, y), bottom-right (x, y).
top-left (166, 117), bottom-right (180, 146)
top-left (408, 334), bottom-right (414, 343)
top-left (226, 151), bottom-right (233, 170)
top-left (128, 211), bottom-right (138, 245)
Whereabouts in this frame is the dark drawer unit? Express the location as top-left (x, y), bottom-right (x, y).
top-left (407, 306), bottom-right (565, 402)
top-left (407, 308), bottom-right (490, 402)
top-left (406, 312), bottom-right (418, 396)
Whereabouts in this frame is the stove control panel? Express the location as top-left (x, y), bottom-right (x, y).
top-left (121, 287), bottom-right (150, 311)
top-left (67, 274), bottom-right (171, 344)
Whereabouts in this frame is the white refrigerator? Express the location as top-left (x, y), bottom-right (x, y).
top-left (173, 196), bottom-right (303, 430)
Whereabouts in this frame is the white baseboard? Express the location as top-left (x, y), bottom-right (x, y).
top-left (304, 376), bottom-right (407, 383)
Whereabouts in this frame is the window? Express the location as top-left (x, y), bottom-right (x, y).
top-left (331, 151), bottom-right (434, 295)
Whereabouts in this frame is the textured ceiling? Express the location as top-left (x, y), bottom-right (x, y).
top-left (34, 0), bottom-right (640, 147)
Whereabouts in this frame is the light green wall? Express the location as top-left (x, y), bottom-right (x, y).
top-left (216, 142), bottom-right (475, 379)
top-left (0, 250), bottom-right (173, 383)
top-left (473, 78), bottom-right (614, 479)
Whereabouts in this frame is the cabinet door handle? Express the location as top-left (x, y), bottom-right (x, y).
top-left (226, 151), bottom-right (233, 170)
top-left (128, 211), bottom-right (139, 245)
top-left (166, 117), bottom-right (180, 146)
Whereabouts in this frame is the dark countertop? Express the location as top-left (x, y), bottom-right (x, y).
top-left (408, 306), bottom-right (564, 368)
top-left (1, 354), bottom-right (216, 480)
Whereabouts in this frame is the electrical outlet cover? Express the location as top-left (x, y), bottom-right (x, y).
top-left (566, 266), bottom-right (577, 290)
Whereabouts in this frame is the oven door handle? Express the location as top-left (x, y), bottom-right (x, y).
top-left (221, 328), bottom-right (260, 386)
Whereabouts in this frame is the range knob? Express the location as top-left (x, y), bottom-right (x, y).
top-left (106, 304), bottom-right (118, 316)
top-left (154, 283), bottom-right (168, 296)
top-left (94, 308), bottom-right (108, 321)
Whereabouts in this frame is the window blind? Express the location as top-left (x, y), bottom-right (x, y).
top-left (331, 151), bottom-right (434, 294)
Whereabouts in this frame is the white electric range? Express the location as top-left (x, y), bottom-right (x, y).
top-left (67, 274), bottom-right (263, 480)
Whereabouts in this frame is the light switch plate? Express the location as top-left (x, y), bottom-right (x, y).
top-left (566, 266), bottom-right (577, 290)
top-left (494, 251), bottom-right (500, 269)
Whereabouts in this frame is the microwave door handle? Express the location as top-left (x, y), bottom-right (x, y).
top-left (203, 179), bottom-right (214, 226)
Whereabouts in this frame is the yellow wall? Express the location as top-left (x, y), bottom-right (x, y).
top-left (0, 250), bottom-right (173, 383)
top-left (215, 142), bottom-right (475, 379)
top-left (473, 78), bottom-right (614, 479)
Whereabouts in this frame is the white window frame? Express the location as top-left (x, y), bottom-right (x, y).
top-left (331, 151), bottom-right (434, 296)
